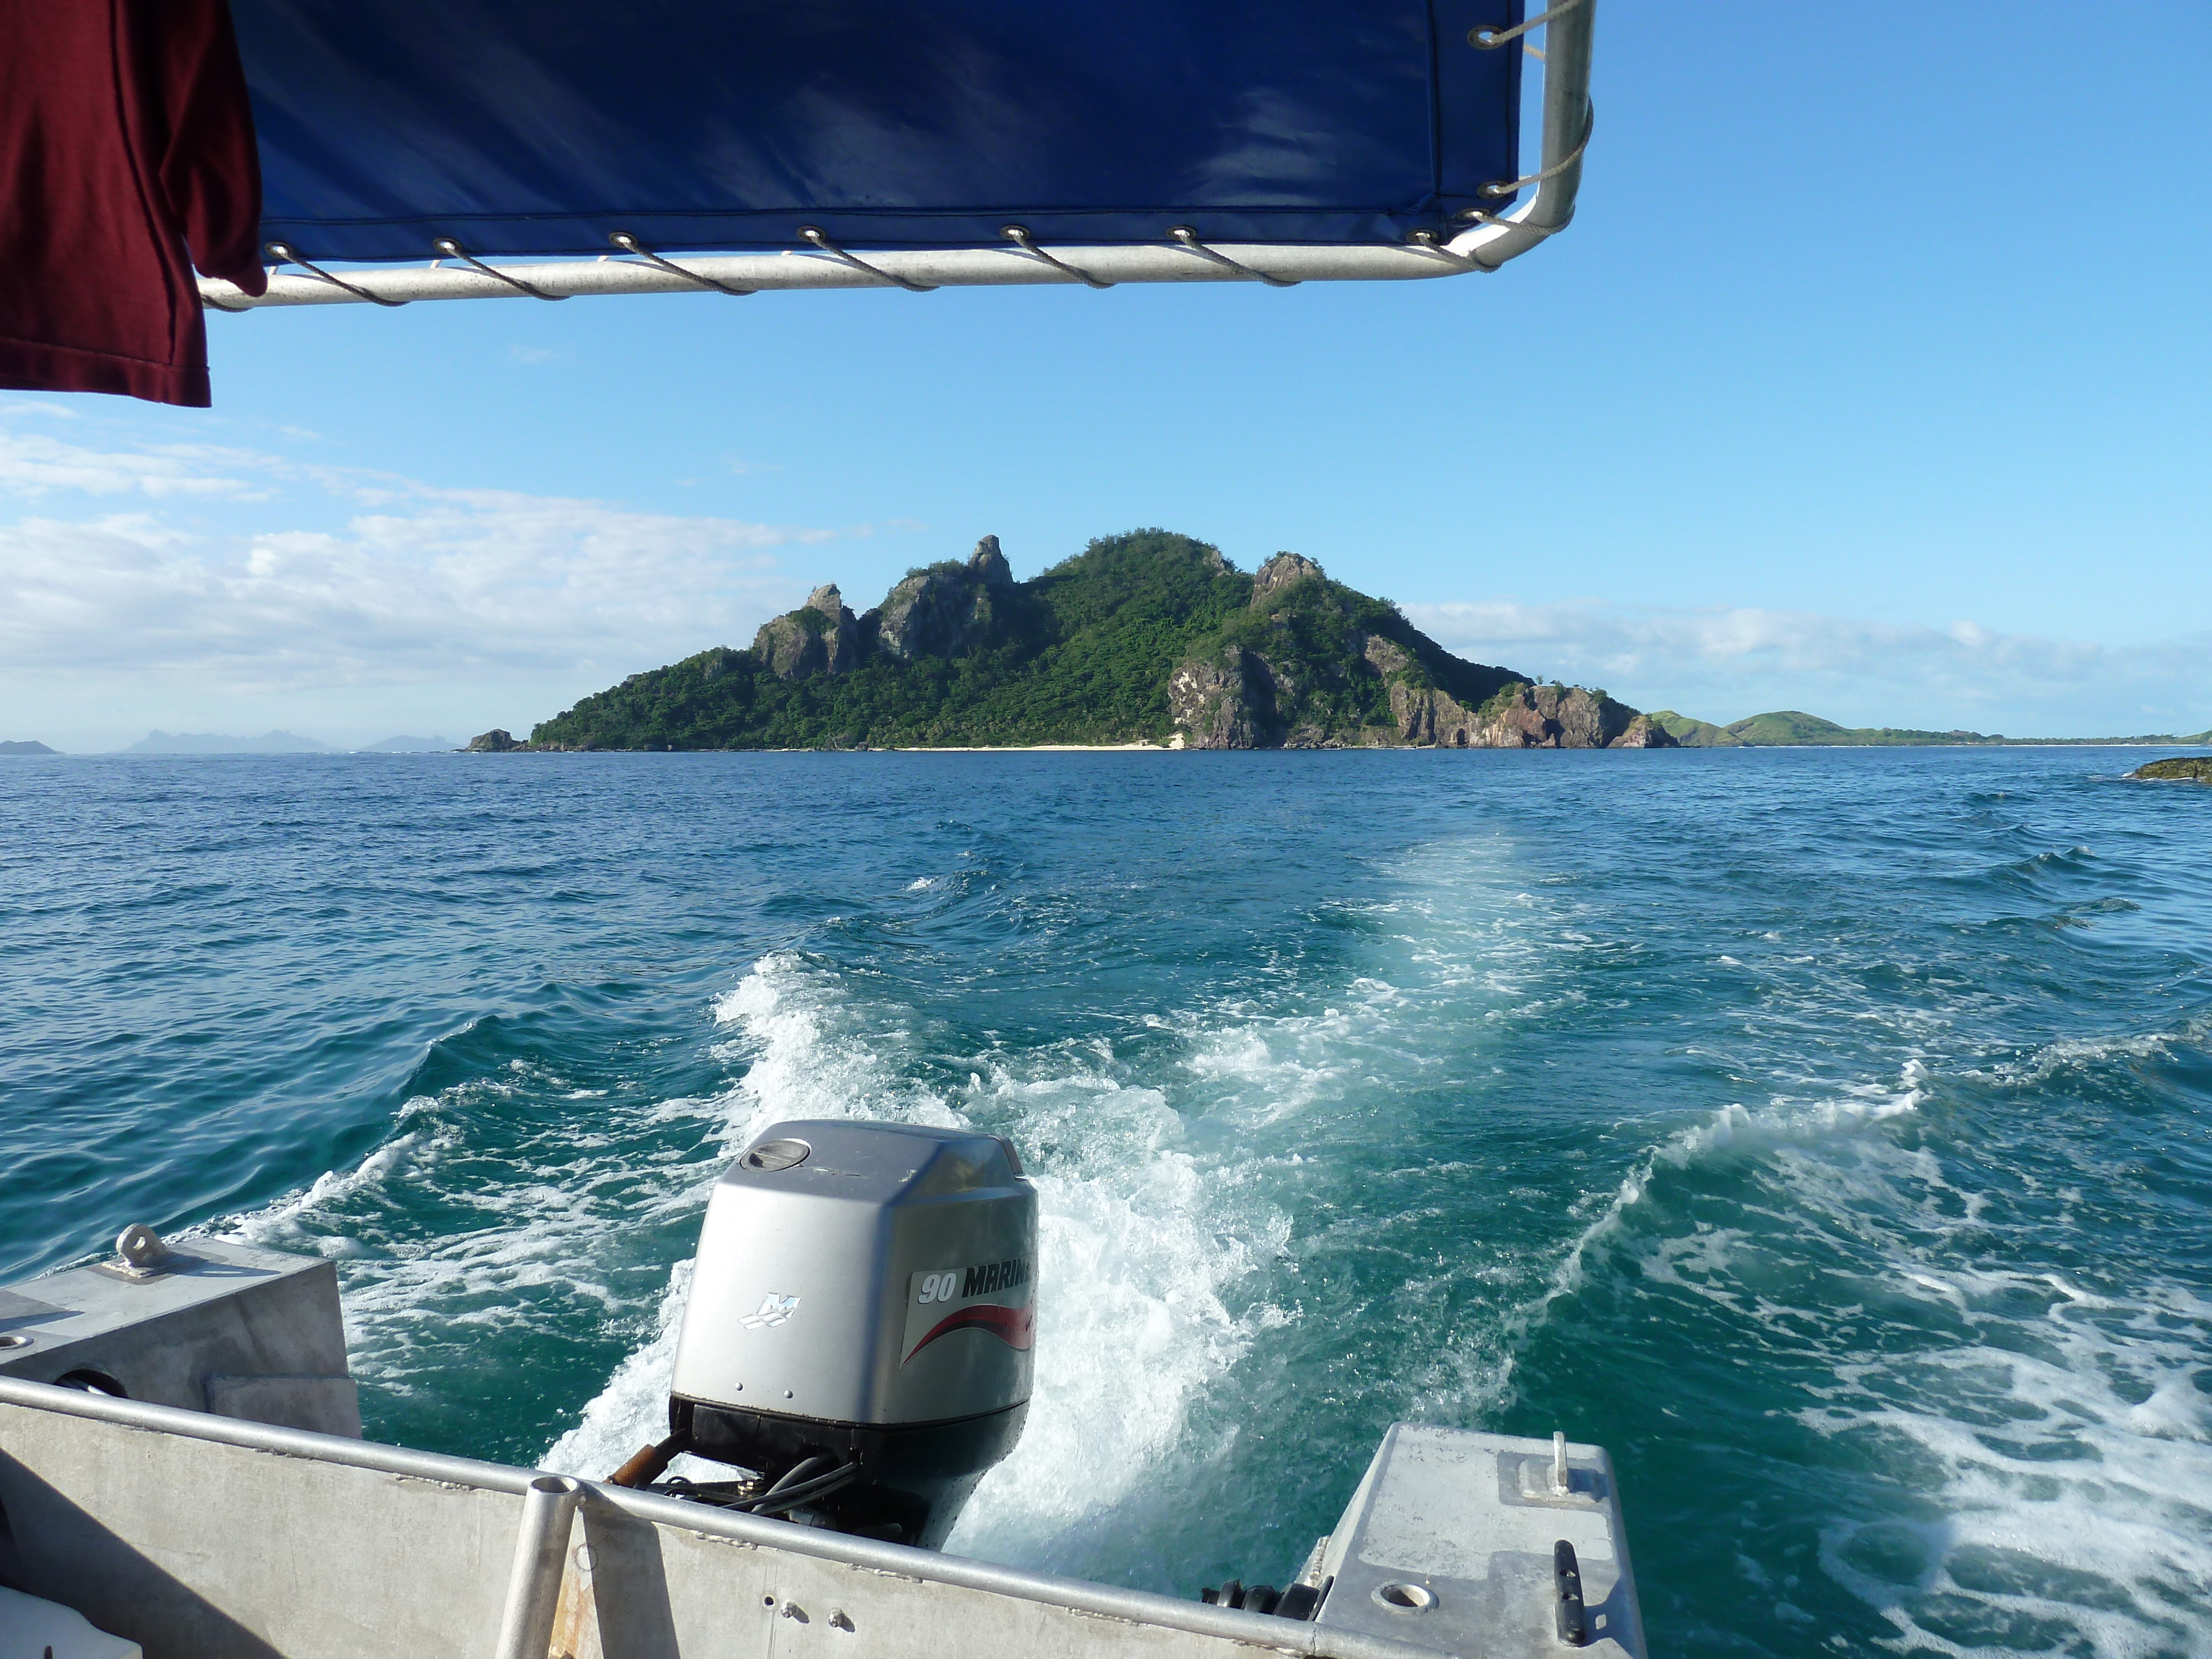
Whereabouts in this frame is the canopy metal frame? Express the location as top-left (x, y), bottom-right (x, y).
top-left (199, 2), bottom-right (1592, 311)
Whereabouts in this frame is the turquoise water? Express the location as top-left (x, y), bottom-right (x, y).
top-left (4, 749), bottom-right (2209, 1656)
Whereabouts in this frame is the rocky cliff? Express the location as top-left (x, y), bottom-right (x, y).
top-left (753, 584), bottom-right (861, 679)
top-left (528, 531), bottom-right (1677, 752)
top-left (866, 536), bottom-right (1014, 661)
top-left (1165, 552), bottom-right (1675, 751)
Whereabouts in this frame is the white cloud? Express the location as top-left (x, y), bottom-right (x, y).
top-left (0, 430), bottom-right (279, 500)
top-left (1404, 599), bottom-right (2212, 737)
top-left (0, 429), bottom-right (827, 696)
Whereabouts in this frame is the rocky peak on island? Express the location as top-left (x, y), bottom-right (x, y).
top-left (968, 533), bottom-right (1013, 587)
top-left (866, 536), bottom-right (1014, 663)
top-left (528, 529), bottom-right (1680, 753)
top-left (1251, 551), bottom-right (1324, 602)
top-left (754, 583), bottom-right (861, 680)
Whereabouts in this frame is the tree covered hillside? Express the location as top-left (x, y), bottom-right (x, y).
top-left (529, 530), bottom-right (1670, 751)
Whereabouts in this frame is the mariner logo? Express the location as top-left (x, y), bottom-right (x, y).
top-left (902, 1257), bottom-right (1036, 1363)
top-left (914, 1258), bottom-right (1032, 1306)
top-left (739, 1292), bottom-right (801, 1330)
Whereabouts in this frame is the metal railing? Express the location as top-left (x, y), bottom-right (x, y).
top-left (0, 1376), bottom-right (1453, 1659)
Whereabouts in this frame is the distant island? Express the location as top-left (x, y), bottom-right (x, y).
top-left (1650, 710), bottom-right (2212, 748)
top-left (524, 532), bottom-right (1679, 752)
top-left (116, 732), bottom-right (456, 755)
top-left (127, 730), bottom-right (336, 755)
top-left (1, 740), bottom-right (58, 755)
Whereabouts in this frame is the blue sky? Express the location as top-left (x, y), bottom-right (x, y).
top-left (5, 1), bottom-right (2208, 750)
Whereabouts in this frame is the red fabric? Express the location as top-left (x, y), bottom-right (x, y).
top-left (0, 0), bottom-right (267, 409)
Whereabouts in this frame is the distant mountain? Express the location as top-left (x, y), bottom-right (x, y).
top-left (1647, 712), bottom-right (1741, 747)
top-left (357, 735), bottom-right (457, 753)
top-left (124, 730), bottom-right (334, 754)
top-left (1651, 709), bottom-right (2212, 747)
top-left (1724, 711), bottom-right (2005, 746)
top-left (0, 740), bottom-right (58, 755)
top-left (526, 531), bottom-right (1680, 752)
top-left (2014, 727), bottom-right (2212, 745)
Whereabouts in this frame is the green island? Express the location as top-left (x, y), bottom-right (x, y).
top-left (1648, 711), bottom-right (2212, 748)
top-left (484, 529), bottom-right (2212, 755)
top-left (517, 532), bottom-right (1678, 752)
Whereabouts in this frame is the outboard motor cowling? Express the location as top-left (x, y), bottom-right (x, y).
top-left (662, 1119), bottom-right (1036, 1548)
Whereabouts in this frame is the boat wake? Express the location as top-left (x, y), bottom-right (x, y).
top-left (542, 950), bottom-right (1293, 1572)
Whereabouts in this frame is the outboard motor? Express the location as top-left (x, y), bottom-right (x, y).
top-left (611, 1120), bottom-right (1036, 1550)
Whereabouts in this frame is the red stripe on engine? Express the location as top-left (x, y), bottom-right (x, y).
top-left (904, 1302), bottom-right (1036, 1362)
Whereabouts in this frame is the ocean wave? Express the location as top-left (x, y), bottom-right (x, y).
top-left (1807, 1273), bottom-right (2212, 1657)
top-left (219, 1120), bottom-right (434, 1260)
top-left (1512, 1039), bottom-right (2212, 1657)
top-left (1971, 1018), bottom-right (2211, 1089)
top-left (204, 1039), bottom-right (741, 1420)
top-left (542, 1260), bottom-right (700, 1480)
top-left (1527, 1063), bottom-right (1934, 1318)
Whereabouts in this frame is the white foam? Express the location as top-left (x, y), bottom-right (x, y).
top-left (1528, 1061), bottom-right (1933, 1317)
top-left (205, 1064), bottom-right (740, 1392)
top-left (220, 1124), bottom-right (431, 1259)
top-left (542, 1260), bottom-right (716, 1483)
top-left (1980, 1020), bottom-right (2208, 1088)
top-left (1806, 1274), bottom-right (2212, 1657)
top-left (948, 1061), bottom-right (1287, 1563)
top-left (1519, 1037), bottom-right (2212, 1657)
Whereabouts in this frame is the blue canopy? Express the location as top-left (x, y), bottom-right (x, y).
top-left (229, 0), bottom-right (1527, 262)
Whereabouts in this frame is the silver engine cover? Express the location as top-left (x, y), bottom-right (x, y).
top-left (672, 1119), bottom-right (1036, 1427)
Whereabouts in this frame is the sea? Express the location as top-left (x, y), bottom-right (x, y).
top-left (3, 747), bottom-right (2208, 1657)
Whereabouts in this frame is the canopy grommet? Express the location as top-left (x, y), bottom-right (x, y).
top-left (1468, 0), bottom-right (1587, 49)
top-left (1478, 98), bottom-right (1594, 201)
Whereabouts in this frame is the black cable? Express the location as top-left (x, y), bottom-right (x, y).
top-left (759, 1455), bottom-right (830, 1497)
top-left (745, 1464), bottom-right (857, 1511)
top-left (740, 1461), bottom-right (859, 1512)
